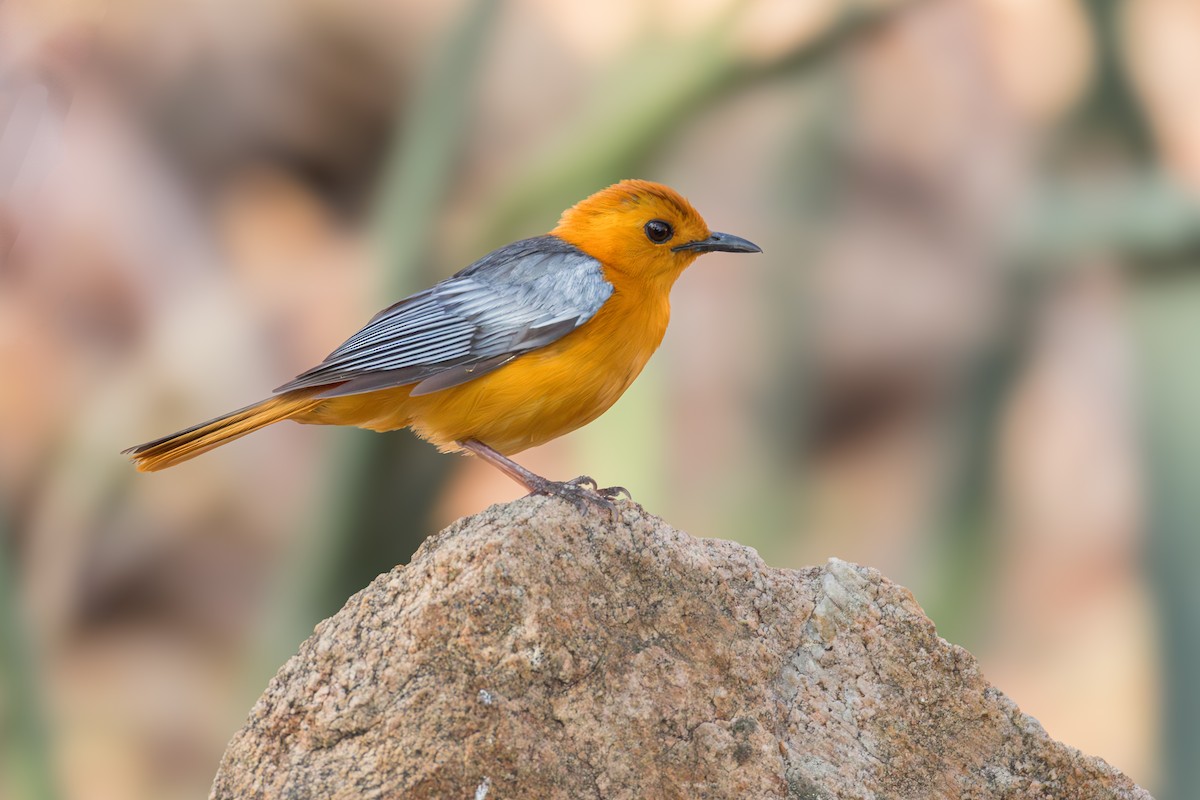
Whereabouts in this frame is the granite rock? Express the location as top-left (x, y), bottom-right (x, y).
top-left (211, 496), bottom-right (1151, 799)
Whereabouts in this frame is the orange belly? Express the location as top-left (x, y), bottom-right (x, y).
top-left (296, 286), bottom-right (669, 455)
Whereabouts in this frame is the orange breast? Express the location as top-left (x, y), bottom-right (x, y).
top-left (302, 279), bottom-right (671, 455)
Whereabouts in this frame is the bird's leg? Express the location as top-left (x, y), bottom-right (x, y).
top-left (457, 439), bottom-right (628, 515)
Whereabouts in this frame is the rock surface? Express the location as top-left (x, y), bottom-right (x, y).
top-left (211, 496), bottom-right (1151, 799)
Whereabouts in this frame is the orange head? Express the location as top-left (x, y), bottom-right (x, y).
top-left (551, 179), bottom-right (760, 290)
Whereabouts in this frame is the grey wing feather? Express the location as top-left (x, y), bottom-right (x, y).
top-left (274, 236), bottom-right (613, 397)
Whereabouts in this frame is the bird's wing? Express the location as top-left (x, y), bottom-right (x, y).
top-left (274, 235), bottom-right (613, 398)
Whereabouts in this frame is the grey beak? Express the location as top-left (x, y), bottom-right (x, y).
top-left (672, 231), bottom-right (762, 254)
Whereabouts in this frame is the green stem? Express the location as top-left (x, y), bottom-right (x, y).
top-left (1133, 274), bottom-right (1200, 800)
top-left (0, 510), bottom-right (60, 800)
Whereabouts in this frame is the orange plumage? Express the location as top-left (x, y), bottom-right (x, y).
top-left (125, 180), bottom-right (760, 502)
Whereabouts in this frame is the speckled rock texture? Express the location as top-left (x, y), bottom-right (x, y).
top-left (211, 496), bottom-right (1151, 800)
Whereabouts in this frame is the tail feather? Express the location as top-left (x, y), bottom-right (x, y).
top-left (124, 393), bottom-right (323, 472)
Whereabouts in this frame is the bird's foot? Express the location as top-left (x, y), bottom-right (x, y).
top-left (455, 440), bottom-right (630, 518)
top-left (564, 475), bottom-right (632, 501)
top-left (527, 475), bottom-right (630, 518)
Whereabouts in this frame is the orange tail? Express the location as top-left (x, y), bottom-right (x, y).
top-left (124, 392), bottom-right (324, 472)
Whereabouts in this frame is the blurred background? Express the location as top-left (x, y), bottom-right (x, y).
top-left (1, 0), bottom-right (1197, 797)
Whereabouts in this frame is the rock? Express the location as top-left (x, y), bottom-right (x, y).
top-left (210, 496), bottom-right (1151, 799)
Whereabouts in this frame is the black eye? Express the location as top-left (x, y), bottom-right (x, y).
top-left (644, 219), bottom-right (674, 244)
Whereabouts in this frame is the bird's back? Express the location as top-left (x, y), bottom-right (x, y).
top-left (278, 235), bottom-right (614, 398)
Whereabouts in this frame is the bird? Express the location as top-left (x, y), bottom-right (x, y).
top-left (125, 179), bottom-right (761, 510)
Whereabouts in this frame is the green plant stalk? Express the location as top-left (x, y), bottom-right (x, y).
top-left (0, 512), bottom-right (60, 800)
top-left (1133, 276), bottom-right (1200, 800)
top-left (1010, 173), bottom-right (1200, 266)
top-left (370, 0), bottom-right (504, 290)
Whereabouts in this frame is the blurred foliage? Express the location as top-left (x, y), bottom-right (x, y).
top-left (4, 0), bottom-right (1200, 797)
top-left (1044, 6), bottom-right (1200, 796)
top-left (486, 2), bottom-right (910, 243)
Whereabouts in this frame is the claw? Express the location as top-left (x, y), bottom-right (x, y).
top-left (527, 477), bottom-right (618, 519)
top-left (565, 476), bottom-right (631, 502)
top-left (565, 475), bottom-right (599, 491)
